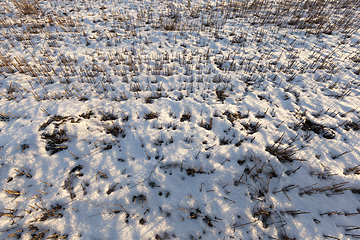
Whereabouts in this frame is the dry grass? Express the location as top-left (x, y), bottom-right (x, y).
top-left (0, 0), bottom-right (359, 239)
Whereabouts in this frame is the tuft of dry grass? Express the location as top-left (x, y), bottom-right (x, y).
top-left (144, 111), bottom-right (159, 120)
top-left (0, 0), bottom-right (359, 239)
top-left (103, 122), bottom-right (125, 138)
top-left (12, 0), bottom-right (42, 15)
top-left (42, 129), bottom-right (69, 155)
top-left (199, 118), bottom-right (213, 130)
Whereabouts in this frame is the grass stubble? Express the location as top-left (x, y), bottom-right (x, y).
top-left (0, 0), bottom-right (360, 239)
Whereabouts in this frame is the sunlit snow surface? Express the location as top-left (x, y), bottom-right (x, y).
top-left (0, 0), bottom-right (360, 239)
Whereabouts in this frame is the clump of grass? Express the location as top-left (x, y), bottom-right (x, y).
top-left (180, 110), bottom-right (191, 122)
top-left (30, 203), bottom-right (64, 223)
top-left (13, 0), bottom-right (42, 15)
top-left (0, 0), bottom-right (359, 239)
top-left (266, 141), bottom-right (299, 164)
top-left (219, 136), bottom-right (233, 145)
top-left (186, 166), bottom-right (205, 176)
top-left (130, 83), bottom-right (142, 92)
top-left (42, 129), bottom-right (69, 155)
top-left (29, 226), bottom-right (50, 239)
top-left (154, 135), bottom-right (164, 146)
top-left (99, 110), bottom-right (117, 121)
top-left (79, 110), bottom-right (94, 119)
top-left (215, 88), bottom-right (228, 103)
top-left (301, 119), bottom-right (336, 139)
top-left (144, 111), bottom-right (159, 120)
top-left (343, 120), bottom-right (360, 131)
top-left (104, 122), bottom-right (125, 138)
top-left (241, 121), bottom-right (261, 134)
top-left (144, 92), bottom-right (164, 103)
top-left (199, 118), bottom-right (213, 130)
top-left (344, 165), bottom-right (360, 175)
top-left (223, 110), bottom-right (249, 123)
top-left (39, 115), bottom-right (69, 131)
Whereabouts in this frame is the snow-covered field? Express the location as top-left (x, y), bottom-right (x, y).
top-left (0, 0), bottom-right (360, 239)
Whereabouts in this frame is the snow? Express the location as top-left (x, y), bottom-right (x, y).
top-left (0, 0), bottom-right (360, 239)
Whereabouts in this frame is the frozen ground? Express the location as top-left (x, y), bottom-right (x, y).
top-left (0, 0), bottom-right (360, 239)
